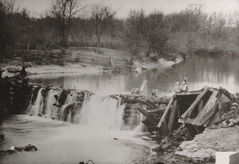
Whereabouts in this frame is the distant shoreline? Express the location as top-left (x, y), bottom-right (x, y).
top-left (1, 47), bottom-right (183, 76)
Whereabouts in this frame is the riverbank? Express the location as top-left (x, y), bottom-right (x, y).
top-left (146, 125), bottom-right (239, 164)
top-left (0, 47), bottom-right (183, 76)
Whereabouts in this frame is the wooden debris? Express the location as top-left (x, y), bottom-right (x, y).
top-left (111, 87), bottom-right (238, 134)
top-left (168, 99), bottom-right (178, 131)
top-left (192, 90), bottom-right (219, 126)
top-left (181, 87), bottom-right (210, 119)
top-left (175, 90), bottom-right (201, 96)
top-left (136, 107), bottom-right (157, 124)
top-left (157, 96), bottom-right (174, 128)
top-left (219, 87), bottom-right (239, 104)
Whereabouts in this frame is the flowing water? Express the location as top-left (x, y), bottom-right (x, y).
top-left (1, 55), bottom-right (239, 164)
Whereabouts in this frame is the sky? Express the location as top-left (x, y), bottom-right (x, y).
top-left (15, 0), bottom-right (239, 18)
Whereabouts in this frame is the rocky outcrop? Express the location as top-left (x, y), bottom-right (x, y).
top-left (0, 74), bottom-right (32, 123)
top-left (0, 144), bottom-right (38, 156)
top-left (26, 85), bottom-right (93, 122)
top-left (0, 74), bottom-right (93, 124)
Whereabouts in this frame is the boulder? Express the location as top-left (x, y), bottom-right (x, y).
top-left (0, 144), bottom-right (38, 156)
top-left (0, 132), bottom-right (4, 141)
top-left (24, 144), bottom-right (38, 152)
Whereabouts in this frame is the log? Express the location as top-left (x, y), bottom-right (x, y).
top-left (148, 108), bottom-right (165, 114)
top-left (181, 87), bottom-right (210, 119)
top-left (175, 91), bottom-right (201, 96)
top-left (220, 87), bottom-right (239, 104)
top-left (168, 99), bottom-right (178, 131)
top-left (146, 100), bottom-right (158, 109)
top-left (157, 96), bottom-right (174, 128)
top-left (121, 97), bottom-right (157, 109)
top-left (136, 107), bottom-right (157, 124)
top-left (153, 97), bottom-right (170, 104)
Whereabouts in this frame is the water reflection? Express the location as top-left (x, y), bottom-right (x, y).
top-left (31, 55), bottom-right (239, 95)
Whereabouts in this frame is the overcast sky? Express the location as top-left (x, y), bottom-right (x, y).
top-left (15, 0), bottom-right (239, 18)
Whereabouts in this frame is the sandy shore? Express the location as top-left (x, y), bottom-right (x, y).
top-left (26, 63), bottom-right (103, 76)
top-left (25, 57), bottom-right (183, 77)
top-left (1, 47), bottom-right (183, 77)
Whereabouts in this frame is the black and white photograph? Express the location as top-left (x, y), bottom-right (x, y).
top-left (0, 0), bottom-right (239, 164)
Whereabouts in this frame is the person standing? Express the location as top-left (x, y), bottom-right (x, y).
top-left (140, 78), bottom-right (148, 96)
top-left (180, 75), bottom-right (189, 92)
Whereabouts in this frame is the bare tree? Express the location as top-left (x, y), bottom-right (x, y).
top-left (0, 0), bottom-right (15, 14)
top-left (50, 0), bottom-right (83, 47)
top-left (0, 0), bottom-right (16, 57)
top-left (90, 4), bottom-right (116, 44)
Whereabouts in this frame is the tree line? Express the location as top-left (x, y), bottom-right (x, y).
top-left (1, 0), bottom-right (239, 60)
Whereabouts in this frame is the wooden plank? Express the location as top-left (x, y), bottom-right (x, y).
top-left (121, 98), bottom-right (157, 109)
top-left (144, 100), bottom-right (158, 109)
top-left (220, 87), bottom-right (239, 104)
top-left (198, 100), bottom-right (204, 111)
top-left (192, 91), bottom-right (218, 125)
top-left (192, 90), bottom-right (218, 126)
top-left (201, 93), bottom-right (221, 127)
top-left (162, 120), bottom-right (169, 136)
top-left (157, 97), bottom-right (174, 128)
top-left (168, 99), bottom-right (178, 131)
top-left (200, 101), bottom-right (219, 126)
top-left (175, 91), bottom-right (201, 96)
top-left (181, 87), bottom-right (210, 119)
top-left (136, 107), bottom-right (157, 124)
top-left (178, 118), bottom-right (185, 123)
top-left (184, 118), bottom-right (194, 124)
top-left (205, 111), bottom-right (223, 126)
top-left (187, 99), bottom-right (204, 118)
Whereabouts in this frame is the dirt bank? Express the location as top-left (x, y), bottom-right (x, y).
top-left (145, 126), bottom-right (238, 164)
top-left (1, 47), bottom-right (183, 76)
top-left (176, 126), bottom-right (239, 162)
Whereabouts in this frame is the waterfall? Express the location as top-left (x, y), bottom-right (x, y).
top-left (26, 86), bottom-right (143, 132)
top-left (44, 89), bottom-right (60, 119)
top-left (78, 96), bottom-right (125, 130)
top-left (77, 95), bottom-right (143, 132)
top-left (28, 88), bottom-right (44, 116)
top-left (27, 87), bottom-right (91, 123)
top-left (134, 113), bottom-right (146, 132)
top-left (60, 90), bottom-right (77, 121)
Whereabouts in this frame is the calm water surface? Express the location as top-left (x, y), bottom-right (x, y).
top-left (31, 55), bottom-right (239, 94)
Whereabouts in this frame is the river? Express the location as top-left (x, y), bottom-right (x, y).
top-left (1, 55), bottom-right (239, 164)
top-left (31, 55), bottom-right (239, 94)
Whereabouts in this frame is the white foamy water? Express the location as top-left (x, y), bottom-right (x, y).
top-left (1, 88), bottom-right (154, 164)
top-left (44, 89), bottom-right (59, 118)
top-left (28, 88), bottom-right (44, 116)
top-left (78, 95), bottom-right (125, 130)
top-left (0, 114), bottom-right (152, 164)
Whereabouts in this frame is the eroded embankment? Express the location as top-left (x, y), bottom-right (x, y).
top-left (1, 47), bottom-right (183, 76)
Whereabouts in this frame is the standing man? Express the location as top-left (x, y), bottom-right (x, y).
top-left (140, 78), bottom-right (148, 96)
